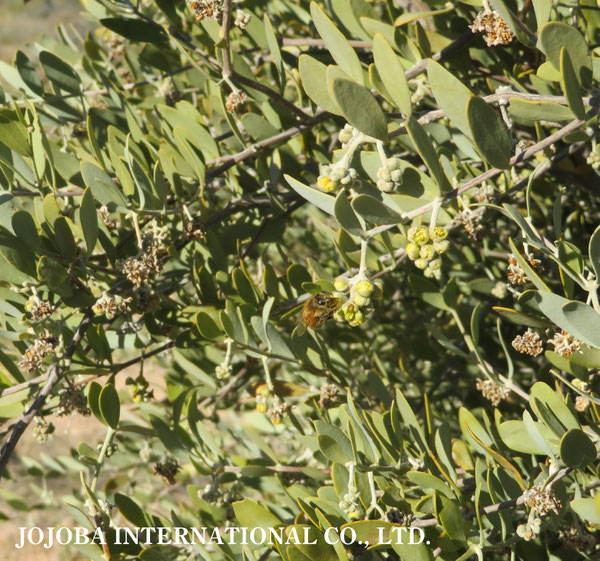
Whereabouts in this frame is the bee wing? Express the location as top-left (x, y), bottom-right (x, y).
top-left (295, 319), bottom-right (308, 336)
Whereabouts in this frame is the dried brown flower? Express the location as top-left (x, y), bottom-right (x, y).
top-left (470, 10), bottom-right (514, 47)
top-left (512, 329), bottom-right (543, 356)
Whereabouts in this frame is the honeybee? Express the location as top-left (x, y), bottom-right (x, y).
top-left (297, 292), bottom-right (342, 335)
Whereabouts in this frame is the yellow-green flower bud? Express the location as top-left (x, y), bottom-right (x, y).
top-left (407, 226), bottom-right (418, 241)
top-left (355, 280), bottom-right (374, 297)
top-left (348, 310), bottom-right (365, 326)
top-left (433, 240), bottom-right (450, 254)
top-left (430, 226), bottom-right (448, 241)
top-left (317, 175), bottom-right (336, 192)
top-left (334, 277), bottom-right (349, 291)
top-left (257, 401), bottom-right (267, 413)
top-left (406, 243), bottom-right (420, 260)
top-left (428, 259), bottom-right (441, 270)
top-left (385, 157), bottom-right (401, 171)
top-left (414, 258), bottom-right (429, 270)
top-left (413, 226), bottom-right (429, 245)
top-left (353, 295), bottom-right (370, 307)
top-left (420, 244), bottom-right (435, 260)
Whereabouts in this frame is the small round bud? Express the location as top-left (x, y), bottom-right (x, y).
top-left (406, 243), bottom-right (420, 260)
top-left (353, 295), bottom-right (370, 307)
top-left (413, 226), bottom-right (430, 245)
top-left (420, 244), bottom-right (435, 260)
top-left (428, 259), bottom-right (441, 270)
top-left (257, 402), bottom-right (267, 413)
top-left (348, 509), bottom-right (360, 520)
top-left (377, 167), bottom-right (391, 181)
top-left (414, 258), bottom-right (429, 270)
top-left (355, 280), bottom-right (374, 297)
top-left (433, 240), bottom-right (450, 254)
top-left (390, 169), bottom-right (403, 182)
top-left (430, 226), bottom-right (448, 241)
top-left (385, 157), bottom-right (401, 171)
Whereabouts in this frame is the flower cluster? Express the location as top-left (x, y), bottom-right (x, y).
top-left (405, 226), bottom-right (449, 279)
top-left (333, 278), bottom-right (376, 327)
top-left (523, 485), bottom-right (562, 516)
top-left (104, 32), bottom-right (125, 59)
top-left (516, 516), bottom-right (542, 541)
top-left (512, 329), bottom-right (543, 356)
top-left (476, 378), bottom-right (509, 406)
top-left (92, 293), bottom-right (132, 320)
top-left (154, 458), bottom-right (180, 485)
top-left (339, 481), bottom-right (361, 520)
top-left (121, 220), bottom-right (169, 288)
top-left (187, 0), bottom-right (224, 22)
top-left (18, 333), bottom-right (56, 373)
top-left (558, 527), bottom-right (596, 550)
top-left (25, 292), bottom-right (54, 321)
top-left (33, 416), bottom-right (55, 443)
top-left (317, 163), bottom-right (357, 193)
top-left (549, 330), bottom-right (582, 356)
top-left (56, 382), bottom-right (90, 417)
top-left (319, 382), bottom-right (340, 410)
top-left (126, 375), bottom-right (154, 403)
top-left (507, 257), bottom-right (527, 285)
top-left (234, 9), bottom-right (251, 29)
top-left (98, 205), bottom-right (117, 230)
top-left (453, 208), bottom-right (483, 240)
top-left (255, 387), bottom-right (291, 424)
top-left (226, 90), bottom-right (247, 113)
top-left (470, 10), bottom-right (514, 47)
top-left (376, 157), bottom-right (403, 192)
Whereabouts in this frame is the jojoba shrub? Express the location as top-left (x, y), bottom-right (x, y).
top-left (1, 0), bottom-right (600, 559)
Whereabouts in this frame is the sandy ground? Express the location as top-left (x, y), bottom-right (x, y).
top-left (0, 363), bottom-right (167, 560)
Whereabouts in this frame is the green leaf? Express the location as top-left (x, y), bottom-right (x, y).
top-left (405, 115), bottom-right (450, 192)
top-left (80, 188), bottom-right (98, 256)
top-left (310, 2), bottom-right (364, 85)
top-left (334, 190), bottom-right (364, 236)
top-left (99, 383), bottom-right (120, 430)
top-left (372, 34), bottom-right (411, 115)
top-left (540, 22), bottom-right (592, 87)
top-left (37, 256), bottom-right (69, 289)
top-left (195, 312), bottom-right (222, 340)
top-left (81, 162), bottom-right (128, 210)
top-left (589, 225), bottom-right (600, 280)
top-left (427, 60), bottom-right (473, 136)
top-left (406, 471), bottom-right (455, 499)
top-left (508, 98), bottom-right (574, 124)
top-left (529, 381), bottom-right (579, 436)
top-left (439, 496), bottom-right (467, 543)
top-left (100, 17), bottom-right (167, 44)
top-left (560, 429), bottom-right (596, 468)
top-left (264, 15), bottom-right (284, 88)
top-left (492, 306), bottom-right (553, 328)
top-left (330, 79), bottom-right (388, 142)
top-left (571, 495), bottom-right (600, 525)
top-left (466, 96), bottom-right (512, 169)
top-left (285, 175), bottom-right (335, 216)
top-left (0, 109), bottom-right (30, 156)
top-left (287, 525), bottom-right (338, 561)
top-left (15, 50), bottom-right (44, 97)
top-left (39, 51), bottom-right (81, 95)
top-left (352, 194), bottom-right (404, 225)
top-left (560, 48), bottom-right (586, 119)
top-left (11, 211), bottom-right (41, 253)
top-left (532, 0), bottom-right (552, 30)
top-left (498, 419), bottom-right (555, 455)
top-left (233, 499), bottom-right (282, 531)
top-left (114, 493), bottom-right (149, 526)
top-left (87, 381), bottom-right (103, 424)
top-left (395, 388), bottom-right (428, 452)
top-left (316, 420), bottom-right (354, 463)
top-left (54, 217), bottom-right (77, 261)
top-left (299, 55), bottom-right (341, 114)
top-left (409, 274), bottom-right (449, 311)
